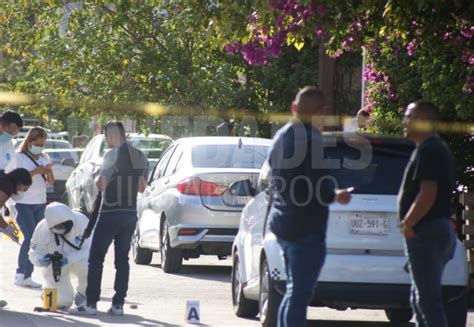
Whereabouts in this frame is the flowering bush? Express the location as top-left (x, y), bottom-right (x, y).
top-left (217, 0), bottom-right (473, 187)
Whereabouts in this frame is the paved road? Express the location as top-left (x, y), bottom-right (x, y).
top-left (1, 238), bottom-right (473, 326)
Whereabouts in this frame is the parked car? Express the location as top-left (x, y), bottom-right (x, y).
top-left (133, 136), bottom-right (272, 273)
top-left (65, 133), bottom-right (172, 214)
top-left (14, 138), bottom-right (80, 203)
top-left (231, 132), bottom-right (468, 327)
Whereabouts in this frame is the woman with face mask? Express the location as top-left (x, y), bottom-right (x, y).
top-left (0, 168), bottom-right (32, 308)
top-left (12, 126), bottom-right (54, 289)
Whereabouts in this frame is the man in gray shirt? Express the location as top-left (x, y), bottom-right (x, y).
top-left (72, 121), bottom-right (147, 316)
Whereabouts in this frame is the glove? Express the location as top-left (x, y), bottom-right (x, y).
top-left (1, 225), bottom-right (20, 244)
top-left (38, 254), bottom-right (52, 267)
top-left (59, 257), bottom-right (68, 268)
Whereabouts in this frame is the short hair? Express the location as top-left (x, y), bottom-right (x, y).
top-left (409, 100), bottom-right (440, 120)
top-left (1, 110), bottom-right (23, 128)
top-left (7, 168), bottom-right (33, 188)
top-left (357, 109), bottom-right (370, 118)
top-left (294, 86), bottom-right (325, 106)
top-left (103, 121), bottom-right (126, 140)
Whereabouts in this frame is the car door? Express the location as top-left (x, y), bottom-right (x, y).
top-left (81, 136), bottom-right (104, 212)
top-left (66, 136), bottom-right (99, 210)
top-left (243, 160), bottom-right (272, 282)
top-left (139, 145), bottom-right (176, 247)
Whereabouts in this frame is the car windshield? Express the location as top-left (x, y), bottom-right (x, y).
top-left (44, 141), bottom-right (80, 165)
top-left (129, 138), bottom-right (172, 159)
top-left (192, 144), bottom-right (269, 169)
top-left (325, 141), bottom-right (414, 195)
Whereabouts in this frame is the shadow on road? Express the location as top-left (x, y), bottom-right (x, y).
top-left (149, 263), bottom-right (232, 282)
top-left (308, 320), bottom-right (414, 327)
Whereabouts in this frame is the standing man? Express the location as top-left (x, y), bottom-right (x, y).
top-left (0, 110), bottom-right (23, 173)
top-left (72, 121), bottom-right (147, 316)
top-left (268, 86), bottom-right (352, 327)
top-left (399, 100), bottom-right (456, 327)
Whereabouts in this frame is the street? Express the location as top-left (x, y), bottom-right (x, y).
top-left (0, 239), bottom-right (473, 326)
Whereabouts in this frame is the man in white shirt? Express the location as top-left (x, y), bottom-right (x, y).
top-left (0, 110), bottom-right (23, 173)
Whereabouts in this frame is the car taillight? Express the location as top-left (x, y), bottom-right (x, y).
top-left (177, 177), bottom-right (227, 196)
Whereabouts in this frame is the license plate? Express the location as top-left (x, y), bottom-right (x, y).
top-left (47, 185), bottom-right (54, 193)
top-left (349, 214), bottom-right (389, 235)
top-left (237, 196), bottom-right (251, 205)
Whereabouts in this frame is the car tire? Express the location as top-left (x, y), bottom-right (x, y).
top-left (259, 257), bottom-right (282, 327)
top-left (385, 308), bottom-right (413, 323)
top-left (231, 254), bottom-right (258, 318)
top-left (160, 219), bottom-right (183, 273)
top-left (446, 290), bottom-right (468, 327)
top-left (131, 226), bottom-right (153, 265)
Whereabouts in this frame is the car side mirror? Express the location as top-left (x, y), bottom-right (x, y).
top-left (228, 179), bottom-right (256, 197)
top-left (61, 157), bottom-right (76, 167)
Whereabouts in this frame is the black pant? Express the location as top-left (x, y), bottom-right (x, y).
top-left (86, 211), bottom-right (137, 306)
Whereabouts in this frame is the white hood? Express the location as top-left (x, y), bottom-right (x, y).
top-left (44, 202), bottom-right (77, 228)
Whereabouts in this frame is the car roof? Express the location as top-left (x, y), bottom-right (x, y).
top-left (127, 133), bottom-right (172, 140)
top-left (176, 136), bottom-right (272, 146)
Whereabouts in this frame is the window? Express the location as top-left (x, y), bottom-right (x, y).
top-left (325, 142), bottom-right (414, 195)
top-left (164, 145), bottom-right (183, 177)
top-left (192, 144), bottom-right (268, 169)
top-left (152, 145), bottom-right (176, 180)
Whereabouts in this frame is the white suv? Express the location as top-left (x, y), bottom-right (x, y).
top-left (231, 132), bottom-right (468, 326)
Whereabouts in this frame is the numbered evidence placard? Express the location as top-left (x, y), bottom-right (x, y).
top-left (43, 288), bottom-right (57, 311)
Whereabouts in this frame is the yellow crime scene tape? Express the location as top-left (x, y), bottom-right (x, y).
top-left (2, 220), bottom-right (23, 242)
top-left (0, 91), bottom-right (473, 134)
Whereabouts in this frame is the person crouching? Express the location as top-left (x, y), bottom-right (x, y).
top-left (28, 202), bottom-right (91, 309)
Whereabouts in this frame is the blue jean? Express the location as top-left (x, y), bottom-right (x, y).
top-left (15, 203), bottom-right (46, 279)
top-left (86, 211), bottom-right (137, 306)
top-left (278, 233), bottom-right (326, 327)
top-left (405, 218), bottom-right (456, 327)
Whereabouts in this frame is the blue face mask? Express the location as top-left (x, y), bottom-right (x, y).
top-left (0, 132), bottom-right (13, 143)
top-left (29, 145), bottom-right (44, 155)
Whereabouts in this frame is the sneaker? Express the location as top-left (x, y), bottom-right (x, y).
top-left (14, 273), bottom-right (24, 285)
top-left (69, 303), bottom-right (97, 315)
top-left (74, 293), bottom-right (87, 307)
top-left (15, 277), bottom-right (42, 289)
top-left (0, 300), bottom-right (7, 308)
top-left (107, 304), bottom-right (124, 316)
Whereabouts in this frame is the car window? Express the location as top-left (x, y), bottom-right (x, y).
top-left (153, 145), bottom-right (176, 180)
top-left (192, 144), bottom-right (268, 169)
top-left (164, 145), bottom-right (183, 177)
top-left (325, 141), bottom-right (414, 195)
top-left (129, 138), bottom-right (172, 160)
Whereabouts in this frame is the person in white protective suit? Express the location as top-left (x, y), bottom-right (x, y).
top-left (28, 202), bottom-right (91, 309)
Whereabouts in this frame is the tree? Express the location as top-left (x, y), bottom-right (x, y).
top-left (214, 0), bottom-right (474, 188)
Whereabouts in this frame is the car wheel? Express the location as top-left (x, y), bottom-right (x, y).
top-left (446, 290), bottom-right (468, 327)
top-left (385, 308), bottom-right (413, 323)
top-left (131, 226), bottom-right (153, 265)
top-left (259, 257), bottom-right (282, 327)
top-left (231, 254), bottom-right (258, 318)
top-left (160, 219), bottom-right (183, 273)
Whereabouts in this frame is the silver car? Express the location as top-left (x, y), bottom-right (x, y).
top-left (133, 137), bottom-right (272, 273)
top-left (66, 133), bottom-right (172, 214)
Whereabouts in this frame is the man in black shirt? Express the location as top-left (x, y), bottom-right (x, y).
top-left (72, 122), bottom-right (147, 316)
top-left (398, 100), bottom-right (456, 327)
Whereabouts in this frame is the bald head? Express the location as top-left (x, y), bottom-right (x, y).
top-left (293, 86), bottom-right (325, 119)
top-left (406, 100), bottom-right (440, 121)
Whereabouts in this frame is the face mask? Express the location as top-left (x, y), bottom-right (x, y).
top-left (52, 227), bottom-right (66, 235)
top-left (0, 132), bottom-right (13, 143)
top-left (29, 145), bottom-right (44, 155)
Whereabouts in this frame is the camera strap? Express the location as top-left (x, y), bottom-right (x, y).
top-left (60, 234), bottom-right (82, 251)
top-left (23, 152), bottom-right (47, 182)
